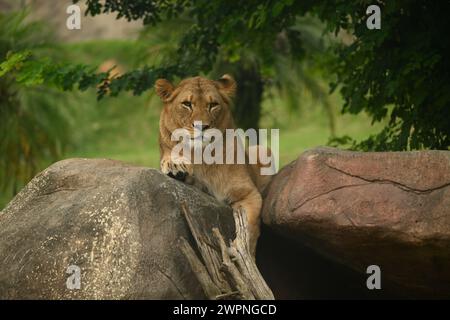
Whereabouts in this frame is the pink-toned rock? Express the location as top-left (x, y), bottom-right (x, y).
top-left (262, 147), bottom-right (450, 298)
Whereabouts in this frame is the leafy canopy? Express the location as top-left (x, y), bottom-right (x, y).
top-left (2, 0), bottom-right (449, 150)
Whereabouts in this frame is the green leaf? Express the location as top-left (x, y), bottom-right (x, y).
top-left (0, 50), bottom-right (31, 77)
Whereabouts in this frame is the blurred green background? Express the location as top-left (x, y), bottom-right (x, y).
top-left (0, 1), bottom-right (386, 209)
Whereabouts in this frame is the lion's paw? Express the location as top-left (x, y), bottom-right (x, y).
top-left (160, 157), bottom-right (192, 181)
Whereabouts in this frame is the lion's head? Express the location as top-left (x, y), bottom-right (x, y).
top-left (155, 75), bottom-right (236, 137)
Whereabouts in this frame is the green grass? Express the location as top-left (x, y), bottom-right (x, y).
top-left (277, 112), bottom-right (384, 165)
top-left (261, 90), bottom-right (385, 166)
top-left (66, 93), bottom-right (161, 167)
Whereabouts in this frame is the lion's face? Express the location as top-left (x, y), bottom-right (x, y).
top-left (155, 75), bottom-right (236, 137)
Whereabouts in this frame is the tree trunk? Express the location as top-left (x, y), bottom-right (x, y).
top-left (212, 60), bottom-right (263, 131)
top-left (233, 64), bottom-right (263, 130)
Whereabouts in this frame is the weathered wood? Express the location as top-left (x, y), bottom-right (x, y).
top-left (179, 238), bottom-right (222, 299)
top-left (228, 209), bottom-right (274, 299)
top-left (180, 203), bottom-right (275, 300)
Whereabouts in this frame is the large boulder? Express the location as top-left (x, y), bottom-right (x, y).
top-left (262, 147), bottom-right (450, 298)
top-left (0, 158), bottom-right (234, 299)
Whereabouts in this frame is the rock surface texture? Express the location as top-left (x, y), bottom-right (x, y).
top-left (262, 147), bottom-right (450, 298)
top-left (0, 158), bottom-right (235, 299)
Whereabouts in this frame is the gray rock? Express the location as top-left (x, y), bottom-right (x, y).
top-left (0, 158), bottom-right (234, 299)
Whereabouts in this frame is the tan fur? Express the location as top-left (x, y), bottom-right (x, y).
top-left (155, 75), bottom-right (271, 255)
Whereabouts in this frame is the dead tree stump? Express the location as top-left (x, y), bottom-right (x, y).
top-left (179, 204), bottom-right (274, 300)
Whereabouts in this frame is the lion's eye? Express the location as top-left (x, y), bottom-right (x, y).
top-left (208, 102), bottom-right (219, 110)
top-left (182, 101), bottom-right (192, 109)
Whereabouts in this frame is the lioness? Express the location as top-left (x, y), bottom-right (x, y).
top-left (155, 75), bottom-right (272, 255)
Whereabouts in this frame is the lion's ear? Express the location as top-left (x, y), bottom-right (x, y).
top-left (216, 74), bottom-right (236, 99)
top-left (155, 79), bottom-right (174, 100)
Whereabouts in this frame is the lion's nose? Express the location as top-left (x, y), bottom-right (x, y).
top-left (193, 123), bottom-right (210, 131)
